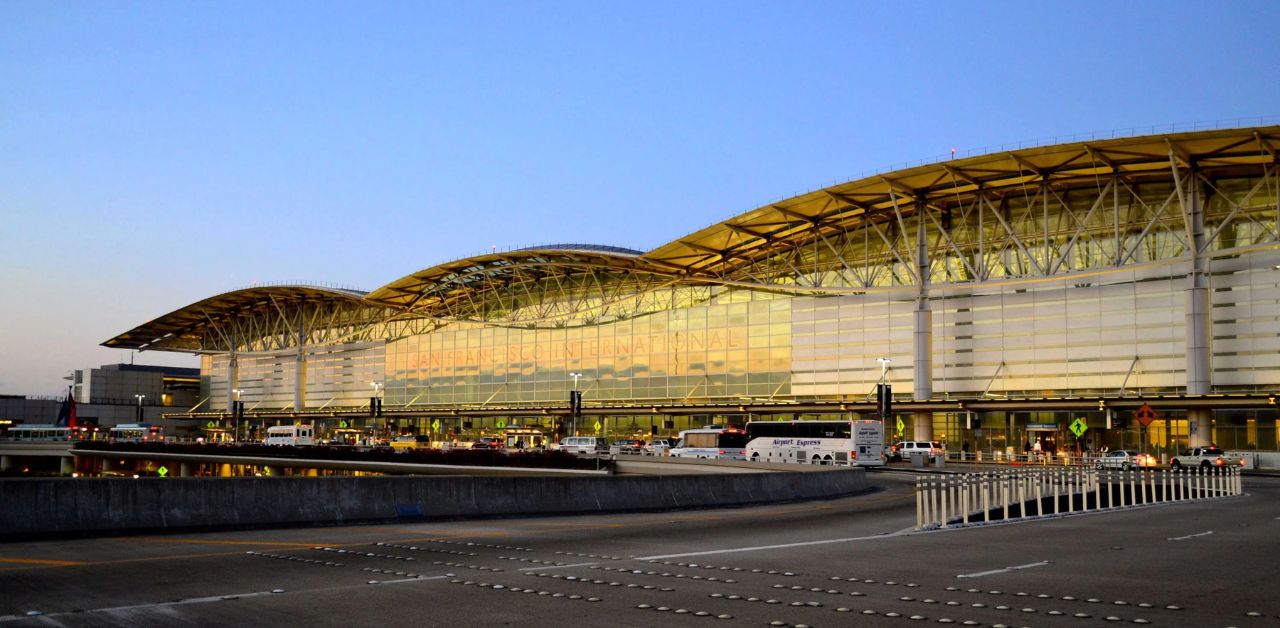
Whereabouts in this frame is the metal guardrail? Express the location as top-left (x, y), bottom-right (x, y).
top-left (915, 466), bottom-right (1242, 530)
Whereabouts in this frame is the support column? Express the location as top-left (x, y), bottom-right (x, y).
top-left (60, 456), bottom-right (74, 476)
top-left (0, 455), bottom-right (10, 473)
top-left (913, 200), bottom-right (934, 440)
top-left (179, 462), bottom-right (193, 477)
top-left (1182, 166), bottom-right (1212, 447)
top-left (294, 312), bottom-right (307, 413)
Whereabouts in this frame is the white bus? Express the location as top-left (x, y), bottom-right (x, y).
top-left (3, 424), bottom-right (73, 441)
top-left (110, 423), bottom-right (164, 442)
top-left (669, 426), bottom-right (750, 460)
top-left (264, 424), bottom-right (315, 446)
top-left (744, 419), bottom-right (885, 466)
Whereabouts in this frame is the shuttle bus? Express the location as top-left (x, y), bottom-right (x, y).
top-left (109, 423), bottom-right (163, 442)
top-left (264, 424), bottom-right (315, 446)
top-left (3, 424), bottom-right (74, 441)
top-left (744, 419), bottom-right (884, 466)
top-left (669, 426), bottom-right (749, 460)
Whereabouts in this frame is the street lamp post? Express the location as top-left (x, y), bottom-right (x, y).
top-left (568, 372), bottom-right (583, 436)
top-left (371, 382), bottom-right (384, 439)
top-left (134, 394), bottom-right (146, 423)
top-left (232, 389), bottom-right (244, 443)
top-left (876, 358), bottom-right (891, 384)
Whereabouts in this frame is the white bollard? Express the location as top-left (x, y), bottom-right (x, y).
top-left (982, 473), bottom-right (990, 523)
top-left (916, 477), bottom-right (924, 529)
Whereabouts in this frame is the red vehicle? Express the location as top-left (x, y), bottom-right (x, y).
top-left (471, 437), bottom-right (505, 449)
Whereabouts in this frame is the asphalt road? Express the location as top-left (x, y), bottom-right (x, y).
top-left (2, 471), bottom-right (1278, 627)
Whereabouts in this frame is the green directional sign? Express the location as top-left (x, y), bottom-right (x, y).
top-left (431, 419), bottom-right (441, 432)
top-left (157, 466), bottom-right (169, 478)
top-left (496, 419), bottom-right (506, 429)
top-left (339, 420), bottom-right (348, 428)
top-left (593, 420), bottom-right (602, 433)
top-left (895, 417), bottom-right (905, 434)
top-left (1070, 417), bottom-right (1088, 438)
top-left (206, 420), bottom-right (216, 428)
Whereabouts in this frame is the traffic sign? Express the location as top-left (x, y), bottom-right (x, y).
top-left (431, 419), bottom-right (441, 432)
top-left (593, 420), bottom-right (602, 433)
top-left (1069, 417), bottom-right (1088, 438)
top-left (339, 420), bottom-right (348, 428)
top-left (1134, 403), bottom-right (1159, 428)
top-left (496, 419), bottom-right (506, 429)
top-left (206, 420), bottom-right (216, 428)
top-left (895, 417), bottom-right (905, 434)
top-left (157, 466), bottom-right (169, 478)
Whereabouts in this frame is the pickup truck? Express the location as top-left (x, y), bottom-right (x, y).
top-left (1169, 446), bottom-right (1244, 469)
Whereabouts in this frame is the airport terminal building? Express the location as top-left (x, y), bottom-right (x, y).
top-left (106, 126), bottom-right (1280, 457)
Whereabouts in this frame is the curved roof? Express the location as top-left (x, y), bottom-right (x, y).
top-left (642, 125), bottom-right (1280, 275)
top-left (104, 285), bottom-right (369, 351)
top-left (513, 243), bottom-right (644, 256)
top-left (364, 246), bottom-right (674, 310)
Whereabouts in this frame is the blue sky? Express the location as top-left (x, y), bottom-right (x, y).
top-left (2, 1), bottom-right (1278, 396)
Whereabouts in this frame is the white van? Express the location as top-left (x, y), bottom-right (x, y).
top-left (264, 424), bottom-right (315, 446)
top-left (553, 436), bottom-right (609, 455)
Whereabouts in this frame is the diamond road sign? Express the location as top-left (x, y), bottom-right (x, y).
top-left (593, 420), bottom-right (602, 433)
top-left (206, 420), bottom-right (216, 428)
top-left (157, 466), bottom-right (169, 478)
top-left (339, 420), bottom-right (348, 428)
top-left (1134, 403), bottom-right (1159, 428)
top-left (431, 419), bottom-right (441, 432)
top-left (496, 419), bottom-right (506, 429)
top-left (895, 417), bottom-right (905, 434)
top-left (1069, 417), bottom-right (1088, 438)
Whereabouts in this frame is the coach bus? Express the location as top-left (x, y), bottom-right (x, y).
top-left (744, 419), bottom-right (885, 466)
top-left (669, 426), bottom-right (749, 460)
top-left (3, 424), bottom-right (74, 441)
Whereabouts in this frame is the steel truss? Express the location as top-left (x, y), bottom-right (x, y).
top-left (649, 127), bottom-right (1279, 294)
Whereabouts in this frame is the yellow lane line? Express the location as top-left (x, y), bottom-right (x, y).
top-left (0, 557), bottom-right (84, 566)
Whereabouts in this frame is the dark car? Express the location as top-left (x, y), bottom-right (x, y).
top-left (471, 437), bottom-right (505, 449)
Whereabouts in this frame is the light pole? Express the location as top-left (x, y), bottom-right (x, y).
top-left (371, 382), bottom-right (384, 439)
top-left (568, 372), bottom-right (582, 436)
top-left (134, 394), bottom-right (146, 423)
top-left (876, 357), bottom-right (891, 384)
top-left (232, 389), bottom-right (244, 443)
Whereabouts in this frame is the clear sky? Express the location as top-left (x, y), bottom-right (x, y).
top-left (2, 1), bottom-right (1277, 397)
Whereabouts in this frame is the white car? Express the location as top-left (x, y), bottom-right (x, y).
top-left (1096, 450), bottom-right (1156, 469)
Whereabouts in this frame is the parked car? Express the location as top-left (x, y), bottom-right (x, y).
top-left (470, 437), bottom-right (505, 449)
top-left (1095, 449), bottom-right (1156, 469)
top-left (552, 436), bottom-right (609, 455)
top-left (643, 439), bottom-right (673, 456)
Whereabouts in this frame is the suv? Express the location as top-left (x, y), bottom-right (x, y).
top-left (554, 436), bottom-right (609, 455)
top-left (644, 439), bottom-right (673, 456)
top-left (896, 441), bottom-right (944, 460)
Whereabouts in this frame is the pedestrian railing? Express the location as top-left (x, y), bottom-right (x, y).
top-left (915, 466), bottom-right (1242, 530)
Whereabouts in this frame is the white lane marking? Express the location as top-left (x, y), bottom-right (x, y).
top-left (634, 530), bottom-right (908, 560)
top-left (0, 576), bottom-right (452, 623)
top-left (957, 561), bottom-right (1051, 579)
top-left (517, 561), bottom-right (599, 571)
top-left (1167, 530), bottom-right (1214, 541)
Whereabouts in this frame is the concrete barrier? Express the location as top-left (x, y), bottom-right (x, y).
top-left (0, 468), bottom-right (869, 539)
